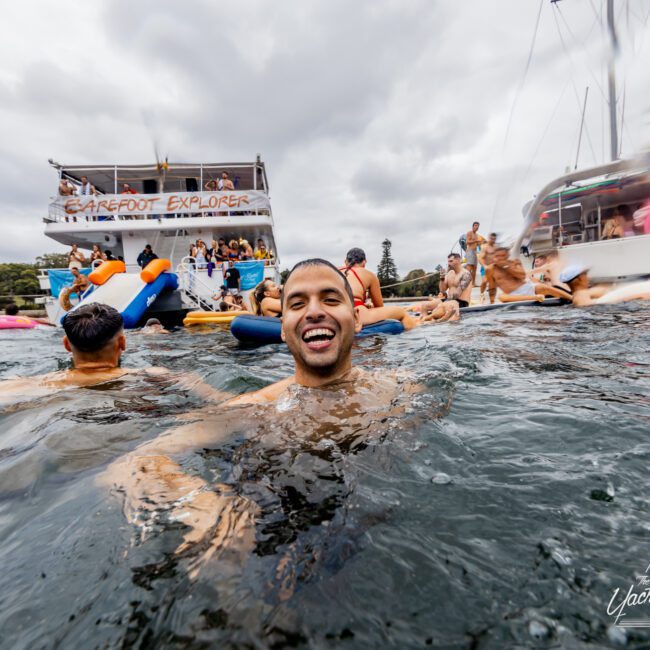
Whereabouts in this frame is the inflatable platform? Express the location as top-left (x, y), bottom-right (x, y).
top-left (66, 259), bottom-right (178, 328)
top-left (231, 315), bottom-right (404, 346)
top-left (0, 315), bottom-right (40, 330)
top-left (183, 310), bottom-right (250, 326)
top-left (460, 298), bottom-right (564, 313)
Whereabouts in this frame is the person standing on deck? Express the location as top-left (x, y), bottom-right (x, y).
top-left (465, 221), bottom-right (486, 286)
top-left (137, 244), bottom-right (158, 269)
top-left (221, 172), bottom-right (235, 191)
top-left (78, 176), bottom-right (96, 196)
top-left (223, 260), bottom-right (241, 295)
top-left (478, 232), bottom-right (497, 304)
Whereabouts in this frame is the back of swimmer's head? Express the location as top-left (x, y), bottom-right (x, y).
top-left (345, 247), bottom-right (366, 266)
top-left (5, 303), bottom-right (19, 316)
top-left (62, 303), bottom-right (124, 354)
top-left (281, 258), bottom-right (354, 308)
top-left (144, 318), bottom-right (161, 328)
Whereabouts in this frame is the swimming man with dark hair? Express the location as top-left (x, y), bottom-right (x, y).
top-left (0, 303), bottom-right (214, 402)
top-left (99, 259), bottom-right (416, 559)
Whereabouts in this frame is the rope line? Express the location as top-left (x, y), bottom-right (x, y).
top-left (379, 270), bottom-right (440, 290)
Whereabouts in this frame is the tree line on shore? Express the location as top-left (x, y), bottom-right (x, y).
top-left (279, 239), bottom-right (440, 298)
top-left (0, 253), bottom-right (69, 308)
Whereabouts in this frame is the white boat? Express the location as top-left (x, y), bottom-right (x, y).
top-left (514, 0), bottom-right (650, 284)
top-left (514, 153), bottom-right (650, 282)
top-left (39, 157), bottom-right (281, 324)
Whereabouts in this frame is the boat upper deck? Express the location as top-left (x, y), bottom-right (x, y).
top-left (46, 159), bottom-right (273, 224)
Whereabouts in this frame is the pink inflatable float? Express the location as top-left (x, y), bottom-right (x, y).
top-left (0, 315), bottom-right (40, 329)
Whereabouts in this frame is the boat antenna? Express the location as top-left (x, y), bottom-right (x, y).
top-left (606, 0), bottom-right (619, 161)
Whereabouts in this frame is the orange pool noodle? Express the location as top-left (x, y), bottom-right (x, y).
top-left (88, 260), bottom-right (126, 286)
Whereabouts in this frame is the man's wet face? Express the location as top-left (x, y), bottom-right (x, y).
top-left (281, 265), bottom-right (360, 373)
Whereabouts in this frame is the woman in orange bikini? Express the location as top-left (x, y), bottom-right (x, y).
top-left (340, 248), bottom-right (418, 330)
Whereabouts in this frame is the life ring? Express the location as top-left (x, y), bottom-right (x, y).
top-left (59, 287), bottom-right (74, 311)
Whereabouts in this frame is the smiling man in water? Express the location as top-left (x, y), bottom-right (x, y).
top-left (98, 260), bottom-right (384, 565)
top-left (228, 258), bottom-right (363, 403)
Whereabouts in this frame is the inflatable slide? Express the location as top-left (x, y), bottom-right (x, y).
top-left (67, 259), bottom-right (178, 328)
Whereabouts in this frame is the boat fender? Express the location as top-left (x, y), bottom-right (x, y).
top-left (140, 258), bottom-right (171, 284)
top-left (88, 260), bottom-right (126, 286)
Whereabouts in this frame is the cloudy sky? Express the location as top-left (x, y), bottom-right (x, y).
top-left (0, 0), bottom-right (648, 274)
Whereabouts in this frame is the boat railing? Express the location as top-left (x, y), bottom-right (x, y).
top-left (46, 190), bottom-right (272, 224)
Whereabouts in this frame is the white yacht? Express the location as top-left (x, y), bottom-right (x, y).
top-left (39, 157), bottom-right (281, 324)
top-left (514, 153), bottom-right (650, 283)
top-left (514, 0), bottom-right (650, 284)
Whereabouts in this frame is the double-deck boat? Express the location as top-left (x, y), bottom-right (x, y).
top-left (39, 157), bottom-right (281, 324)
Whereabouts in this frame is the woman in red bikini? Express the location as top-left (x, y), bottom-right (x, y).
top-left (340, 248), bottom-right (418, 330)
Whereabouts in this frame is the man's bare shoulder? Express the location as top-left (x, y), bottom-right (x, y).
top-left (226, 375), bottom-right (296, 406)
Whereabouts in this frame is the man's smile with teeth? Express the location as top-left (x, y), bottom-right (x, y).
top-left (302, 328), bottom-right (335, 341)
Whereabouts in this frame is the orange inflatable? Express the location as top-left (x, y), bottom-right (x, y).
top-left (88, 260), bottom-right (126, 286)
top-left (140, 258), bottom-right (171, 284)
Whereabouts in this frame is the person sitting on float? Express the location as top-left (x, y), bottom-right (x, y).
top-left (491, 247), bottom-right (572, 303)
top-left (340, 247), bottom-right (418, 330)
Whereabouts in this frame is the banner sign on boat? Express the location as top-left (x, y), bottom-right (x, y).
top-left (234, 261), bottom-right (265, 290)
top-left (51, 191), bottom-right (271, 218)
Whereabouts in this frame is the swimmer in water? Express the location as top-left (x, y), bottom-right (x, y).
top-left (99, 260), bottom-right (419, 574)
top-left (142, 317), bottom-right (169, 334)
top-left (0, 303), bottom-right (219, 403)
top-left (560, 266), bottom-right (650, 307)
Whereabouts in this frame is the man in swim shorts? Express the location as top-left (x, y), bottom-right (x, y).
top-left (465, 221), bottom-right (486, 286)
top-left (70, 267), bottom-right (91, 295)
top-left (478, 232), bottom-right (497, 304)
top-left (440, 253), bottom-right (472, 308)
top-left (491, 247), bottom-right (572, 303)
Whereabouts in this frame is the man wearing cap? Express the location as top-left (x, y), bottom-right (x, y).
top-left (137, 244), bottom-right (158, 268)
top-left (558, 266), bottom-right (650, 307)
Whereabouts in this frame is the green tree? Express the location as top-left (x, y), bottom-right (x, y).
top-left (35, 252), bottom-right (69, 269)
top-left (376, 239), bottom-right (399, 297)
top-left (280, 268), bottom-right (290, 285)
top-left (0, 263), bottom-right (41, 298)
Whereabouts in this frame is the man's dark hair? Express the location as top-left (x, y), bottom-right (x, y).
top-left (281, 258), bottom-right (354, 307)
top-left (145, 244), bottom-right (152, 250)
top-left (5, 303), bottom-right (18, 316)
top-left (62, 303), bottom-right (123, 353)
top-left (144, 318), bottom-right (161, 327)
top-left (448, 253), bottom-right (461, 260)
top-left (345, 247), bottom-right (366, 266)
top-left (489, 232), bottom-right (497, 238)
top-left (473, 221), bottom-right (480, 227)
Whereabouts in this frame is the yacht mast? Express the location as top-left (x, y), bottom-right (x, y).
top-left (606, 0), bottom-right (619, 160)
